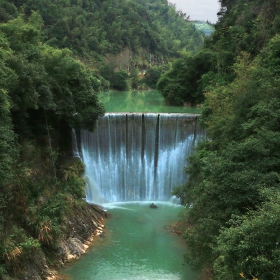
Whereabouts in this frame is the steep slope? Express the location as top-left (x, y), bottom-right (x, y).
top-left (0, 0), bottom-right (204, 65)
top-left (170, 0), bottom-right (280, 279)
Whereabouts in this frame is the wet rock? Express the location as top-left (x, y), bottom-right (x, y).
top-left (150, 203), bottom-right (158, 208)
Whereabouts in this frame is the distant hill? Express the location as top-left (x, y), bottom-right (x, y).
top-left (0, 0), bottom-right (205, 67)
top-left (192, 20), bottom-right (215, 36)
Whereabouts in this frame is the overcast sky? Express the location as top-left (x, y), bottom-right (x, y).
top-left (169, 0), bottom-right (220, 23)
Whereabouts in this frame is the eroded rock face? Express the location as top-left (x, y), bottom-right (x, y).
top-left (22, 251), bottom-right (52, 280)
top-left (56, 204), bottom-right (107, 264)
top-left (58, 238), bottom-right (86, 260)
top-left (16, 204), bottom-right (107, 280)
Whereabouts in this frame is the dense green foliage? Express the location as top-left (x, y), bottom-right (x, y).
top-left (0, 10), bottom-right (105, 279)
top-left (157, 0), bottom-right (280, 104)
top-left (0, 0), bottom-right (204, 90)
top-left (142, 65), bottom-right (170, 89)
top-left (172, 0), bottom-right (280, 279)
top-left (157, 50), bottom-right (217, 105)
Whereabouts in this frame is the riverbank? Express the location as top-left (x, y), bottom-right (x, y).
top-left (169, 220), bottom-right (213, 280)
top-left (44, 203), bottom-right (108, 280)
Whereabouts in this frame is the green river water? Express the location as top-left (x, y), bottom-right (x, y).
top-left (60, 203), bottom-right (201, 280)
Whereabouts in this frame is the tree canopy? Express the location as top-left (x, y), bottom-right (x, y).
top-left (171, 0), bottom-right (280, 279)
top-left (0, 0), bottom-right (203, 63)
top-left (0, 10), bottom-right (105, 279)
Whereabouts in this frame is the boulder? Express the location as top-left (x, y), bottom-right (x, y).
top-left (150, 203), bottom-right (158, 208)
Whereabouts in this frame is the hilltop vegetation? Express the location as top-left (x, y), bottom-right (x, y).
top-left (0, 10), bottom-right (106, 279)
top-left (0, 0), bottom-right (204, 90)
top-left (170, 0), bottom-right (280, 279)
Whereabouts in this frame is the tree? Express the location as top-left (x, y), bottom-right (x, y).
top-left (143, 64), bottom-right (170, 89)
top-left (111, 70), bottom-right (129, 91)
top-left (174, 33), bottom-right (280, 276)
top-left (214, 195), bottom-right (280, 280)
top-left (0, 11), bottom-right (105, 278)
top-left (6, 0), bottom-right (204, 70)
top-left (0, 33), bottom-right (17, 186)
top-left (157, 51), bottom-right (217, 105)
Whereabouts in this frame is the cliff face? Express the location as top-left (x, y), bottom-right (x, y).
top-left (16, 203), bottom-right (107, 280)
top-left (57, 203), bottom-right (107, 264)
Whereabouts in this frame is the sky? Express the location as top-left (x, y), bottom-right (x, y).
top-left (169, 0), bottom-right (220, 23)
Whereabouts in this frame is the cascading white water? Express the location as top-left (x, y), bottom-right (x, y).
top-left (71, 128), bottom-right (81, 158)
top-left (75, 113), bottom-right (204, 204)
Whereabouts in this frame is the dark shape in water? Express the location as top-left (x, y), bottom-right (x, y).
top-left (150, 203), bottom-right (158, 208)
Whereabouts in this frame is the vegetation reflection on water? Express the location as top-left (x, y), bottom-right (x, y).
top-left (99, 90), bottom-right (201, 114)
top-left (60, 202), bottom-right (201, 280)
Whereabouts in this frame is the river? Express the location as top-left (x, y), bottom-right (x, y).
top-left (60, 203), bottom-right (201, 280)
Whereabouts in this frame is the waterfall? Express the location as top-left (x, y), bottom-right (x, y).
top-left (71, 128), bottom-right (81, 158)
top-left (75, 113), bottom-right (204, 204)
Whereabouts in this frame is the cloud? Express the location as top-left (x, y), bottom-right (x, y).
top-left (170, 0), bottom-right (220, 23)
